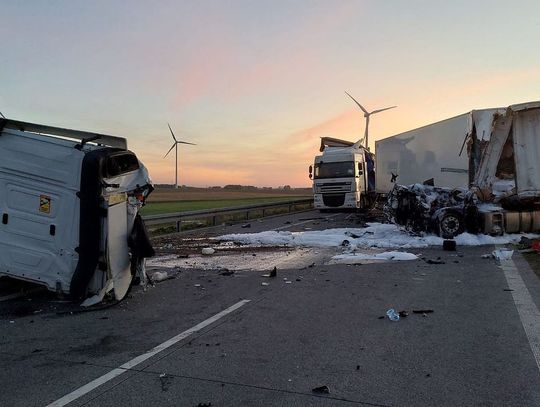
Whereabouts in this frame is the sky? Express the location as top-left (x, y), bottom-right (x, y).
top-left (1, 1), bottom-right (540, 187)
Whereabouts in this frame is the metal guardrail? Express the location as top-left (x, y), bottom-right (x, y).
top-left (142, 198), bottom-right (314, 232)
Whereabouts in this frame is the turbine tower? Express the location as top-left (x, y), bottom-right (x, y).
top-left (164, 123), bottom-right (196, 189)
top-left (345, 91), bottom-right (396, 150)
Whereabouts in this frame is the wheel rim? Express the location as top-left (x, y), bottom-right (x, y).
top-left (442, 215), bottom-right (460, 235)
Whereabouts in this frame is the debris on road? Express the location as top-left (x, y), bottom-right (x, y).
top-left (424, 258), bottom-right (445, 264)
top-left (492, 249), bottom-right (514, 261)
top-left (269, 267), bottom-right (277, 277)
top-left (201, 248), bottom-right (215, 255)
top-left (481, 254), bottom-right (493, 259)
top-left (399, 310), bottom-right (409, 318)
top-left (312, 385), bottom-right (330, 394)
top-left (219, 270), bottom-right (235, 276)
top-left (241, 223), bottom-right (251, 228)
top-left (412, 309), bottom-right (434, 314)
top-left (261, 282), bottom-right (269, 286)
top-left (386, 308), bottom-right (400, 321)
top-left (443, 240), bottom-right (457, 251)
top-left (150, 271), bottom-right (171, 282)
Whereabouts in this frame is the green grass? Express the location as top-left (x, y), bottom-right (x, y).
top-left (141, 196), bottom-right (310, 216)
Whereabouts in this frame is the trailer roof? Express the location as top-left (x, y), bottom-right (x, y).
top-left (0, 119), bottom-right (127, 150)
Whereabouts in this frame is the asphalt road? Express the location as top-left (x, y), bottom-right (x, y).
top-left (1, 210), bottom-right (540, 406)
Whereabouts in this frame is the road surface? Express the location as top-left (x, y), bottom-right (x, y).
top-left (1, 210), bottom-right (540, 406)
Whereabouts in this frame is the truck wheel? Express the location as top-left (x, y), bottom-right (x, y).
top-left (439, 212), bottom-right (464, 238)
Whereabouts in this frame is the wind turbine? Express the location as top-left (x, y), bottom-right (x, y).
top-left (164, 123), bottom-right (196, 189)
top-left (345, 91), bottom-right (396, 150)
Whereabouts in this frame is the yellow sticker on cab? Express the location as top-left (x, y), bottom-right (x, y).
top-left (39, 195), bottom-right (51, 213)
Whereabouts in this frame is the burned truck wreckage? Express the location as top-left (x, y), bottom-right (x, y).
top-left (381, 101), bottom-right (540, 238)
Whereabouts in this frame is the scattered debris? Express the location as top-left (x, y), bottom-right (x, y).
top-left (481, 254), bottom-right (493, 259)
top-left (285, 281), bottom-right (292, 284)
top-left (219, 270), bottom-right (235, 276)
top-left (503, 289), bottom-right (514, 292)
top-left (425, 258), bottom-right (445, 265)
top-left (386, 308), bottom-right (400, 321)
top-left (312, 385), bottom-right (330, 394)
top-left (378, 316), bottom-right (385, 319)
top-left (261, 282), bottom-right (269, 286)
top-left (241, 223), bottom-right (251, 228)
top-left (398, 310), bottom-right (409, 318)
top-left (269, 267), bottom-right (277, 278)
top-left (159, 373), bottom-right (172, 392)
top-left (492, 249), bottom-right (514, 261)
top-left (412, 309), bottom-right (434, 314)
top-left (151, 271), bottom-right (171, 282)
top-left (443, 240), bottom-right (456, 251)
top-left (201, 248), bottom-right (215, 255)
top-left (196, 403), bottom-right (212, 407)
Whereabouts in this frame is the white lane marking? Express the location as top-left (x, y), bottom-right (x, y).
top-left (272, 214), bottom-right (340, 231)
top-left (499, 253), bottom-right (540, 371)
top-left (46, 299), bottom-right (251, 407)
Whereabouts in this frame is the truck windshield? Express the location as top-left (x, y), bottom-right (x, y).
top-left (314, 161), bottom-right (354, 179)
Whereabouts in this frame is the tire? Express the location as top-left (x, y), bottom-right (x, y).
top-left (439, 211), bottom-right (464, 238)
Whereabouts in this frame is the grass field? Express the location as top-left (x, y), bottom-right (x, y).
top-left (141, 187), bottom-right (312, 215)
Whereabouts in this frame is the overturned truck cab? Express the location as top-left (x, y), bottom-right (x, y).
top-left (0, 119), bottom-right (154, 304)
top-left (382, 101), bottom-right (540, 237)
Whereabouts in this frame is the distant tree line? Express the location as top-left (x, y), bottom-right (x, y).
top-left (154, 184), bottom-right (303, 191)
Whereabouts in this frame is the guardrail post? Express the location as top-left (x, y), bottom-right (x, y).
top-left (288, 204), bottom-right (292, 213)
top-left (262, 208), bottom-right (265, 217)
top-left (212, 215), bottom-right (217, 226)
top-left (176, 219), bottom-right (181, 232)
top-left (246, 210), bottom-right (249, 220)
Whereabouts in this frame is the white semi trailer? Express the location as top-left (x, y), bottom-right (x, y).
top-left (0, 119), bottom-right (154, 304)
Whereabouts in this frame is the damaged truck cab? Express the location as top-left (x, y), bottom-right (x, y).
top-left (0, 119), bottom-right (154, 303)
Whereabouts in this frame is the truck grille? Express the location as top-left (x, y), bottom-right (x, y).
top-left (323, 194), bottom-right (346, 207)
top-left (317, 182), bottom-right (352, 193)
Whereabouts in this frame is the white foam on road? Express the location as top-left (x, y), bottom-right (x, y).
top-left (217, 222), bottom-right (536, 249)
top-left (330, 251), bottom-right (418, 264)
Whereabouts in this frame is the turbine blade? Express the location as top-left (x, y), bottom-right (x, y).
top-left (163, 143), bottom-right (176, 158)
top-left (167, 123), bottom-right (177, 142)
top-left (344, 91), bottom-right (369, 114)
top-left (371, 106), bottom-right (397, 115)
top-left (176, 141), bottom-right (196, 146)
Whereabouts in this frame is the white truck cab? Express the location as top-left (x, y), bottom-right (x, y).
top-left (0, 119), bottom-right (154, 304)
top-left (310, 137), bottom-right (375, 210)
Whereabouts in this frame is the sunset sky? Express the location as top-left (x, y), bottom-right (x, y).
top-left (2, 1), bottom-right (540, 187)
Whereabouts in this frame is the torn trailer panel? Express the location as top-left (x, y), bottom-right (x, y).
top-left (382, 101), bottom-right (540, 237)
top-left (0, 119), bottom-right (154, 303)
